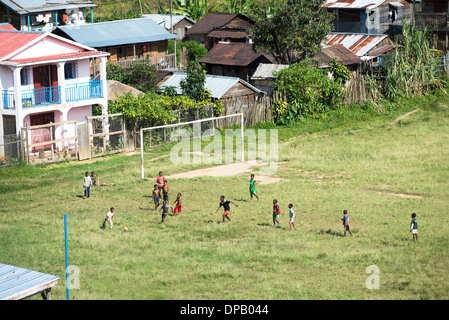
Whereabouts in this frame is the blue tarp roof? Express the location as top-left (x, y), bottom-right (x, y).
top-left (54, 18), bottom-right (177, 48)
top-left (159, 72), bottom-right (264, 99)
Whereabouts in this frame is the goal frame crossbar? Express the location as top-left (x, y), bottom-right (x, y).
top-left (140, 113), bottom-right (244, 179)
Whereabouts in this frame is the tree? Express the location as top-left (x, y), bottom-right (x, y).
top-left (124, 59), bottom-right (158, 93)
top-left (180, 60), bottom-right (207, 102)
top-left (248, 0), bottom-right (335, 64)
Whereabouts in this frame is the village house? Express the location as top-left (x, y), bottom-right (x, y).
top-left (0, 0), bottom-right (96, 32)
top-left (199, 42), bottom-right (274, 82)
top-left (52, 18), bottom-right (178, 73)
top-left (250, 64), bottom-right (289, 96)
top-left (185, 12), bottom-right (254, 50)
top-left (0, 29), bottom-right (109, 160)
top-left (415, 0), bottom-right (449, 51)
top-left (323, 0), bottom-right (412, 35)
top-left (142, 14), bottom-right (195, 40)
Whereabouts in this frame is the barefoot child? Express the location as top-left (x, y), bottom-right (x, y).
top-left (156, 171), bottom-right (165, 198)
top-left (249, 174), bottom-right (260, 202)
top-left (152, 184), bottom-right (161, 210)
top-left (102, 207), bottom-right (115, 229)
top-left (215, 196), bottom-right (238, 222)
top-left (163, 180), bottom-right (169, 203)
top-left (410, 213), bottom-right (418, 242)
top-left (83, 171), bottom-right (92, 199)
top-left (272, 199), bottom-right (280, 227)
top-left (288, 204), bottom-right (295, 231)
top-left (342, 209), bottom-right (352, 237)
top-left (172, 193), bottom-right (182, 216)
top-left (159, 201), bottom-right (173, 224)
top-left (91, 171), bottom-right (98, 187)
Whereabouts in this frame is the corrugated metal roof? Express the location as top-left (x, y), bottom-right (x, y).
top-left (0, 30), bottom-right (43, 59)
top-left (199, 42), bottom-right (274, 67)
top-left (0, 23), bottom-right (16, 31)
top-left (0, 263), bottom-right (59, 300)
top-left (324, 33), bottom-right (388, 57)
top-left (323, 0), bottom-right (386, 9)
top-left (53, 18), bottom-right (177, 48)
top-left (207, 29), bottom-right (248, 39)
top-left (251, 63), bottom-right (289, 80)
top-left (142, 14), bottom-right (195, 30)
top-left (185, 12), bottom-right (255, 35)
top-left (0, 1), bottom-right (96, 14)
top-left (366, 44), bottom-right (395, 57)
top-left (314, 44), bottom-right (363, 67)
top-left (4, 50), bottom-right (108, 65)
top-left (159, 72), bottom-right (264, 99)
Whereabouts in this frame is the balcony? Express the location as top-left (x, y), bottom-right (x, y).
top-left (415, 12), bottom-right (449, 30)
top-left (2, 80), bottom-right (103, 110)
top-left (114, 54), bottom-right (176, 70)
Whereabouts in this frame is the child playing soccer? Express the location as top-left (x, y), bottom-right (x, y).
top-left (272, 199), bottom-right (280, 228)
top-left (156, 171), bottom-right (165, 197)
top-left (288, 204), bottom-right (295, 231)
top-left (152, 184), bottom-right (161, 210)
top-left (102, 207), bottom-right (115, 229)
top-left (215, 196), bottom-right (238, 222)
top-left (410, 213), bottom-right (418, 242)
top-left (249, 174), bottom-right (260, 202)
top-left (83, 171), bottom-right (92, 199)
top-left (172, 193), bottom-right (182, 216)
top-left (159, 201), bottom-right (173, 224)
top-left (342, 209), bottom-right (352, 237)
top-left (163, 180), bottom-right (169, 203)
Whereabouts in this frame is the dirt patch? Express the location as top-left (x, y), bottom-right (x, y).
top-left (366, 189), bottom-right (423, 199)
top-left (390, 110), bottom-right (418, 125)
top-left (165, 161), bottom-right (288, 185)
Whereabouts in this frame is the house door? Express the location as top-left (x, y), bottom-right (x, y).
top-left (30, 112), bottom-right (55, 152)
top-left (2, 115), bottom-right (18, 160)
top-left (33, 65), bottom-right (59, 105)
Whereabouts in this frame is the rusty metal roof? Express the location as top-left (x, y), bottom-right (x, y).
top-left (207, 29), bottom-right (248, 39)
top-left (186, 12), bottom-right (253, 35)
top-left (366, 44), bottom-right (395, 57)
top-left (323, 0), bottom-right (386, 9)
top-left (199, 42), bottom-right (274, 66)
top-left (324, 33), bottom-right (389, 57)
top-left (314, 44), bottom-right (363, 67)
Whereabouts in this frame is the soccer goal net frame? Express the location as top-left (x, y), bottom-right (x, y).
top-left (139, 113), bottom-right (244, 179)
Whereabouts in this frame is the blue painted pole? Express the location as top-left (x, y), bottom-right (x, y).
top-left (27, 15), bottom-right (30, 31)
top-left (55, 11), bottom-right (58, 28)
top-left (64, 214), bottom-right (70, 300)
top-left (91, 8), bottom-right (93, 23)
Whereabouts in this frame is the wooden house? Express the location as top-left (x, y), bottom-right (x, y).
top-left (199, 42), bottom-right (274, 82)
top-left (52, 18), bottom-right (178, 73)
top-left (143, 14), bottom-right (195, 40)
top-left (185, 12), bottom-right (254, 49)
top-left (415, 0), bottom-right (449, 51)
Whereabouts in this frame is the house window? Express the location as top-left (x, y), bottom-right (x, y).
top-left (20, 67), bottom-right (31, 85)
top-left (64, 61), bottom-right (79, 80)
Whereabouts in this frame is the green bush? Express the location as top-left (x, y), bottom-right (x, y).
top-left (272, 59), bottom-right (343, 124)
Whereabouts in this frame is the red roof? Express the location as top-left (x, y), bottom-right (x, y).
top-left (0, 31), bottom-right (43, 59)
top-left (0, 24), bottom-right (17, 31)
top-left (5, 50), bottom-right (108, 65)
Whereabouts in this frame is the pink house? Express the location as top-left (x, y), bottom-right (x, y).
top-left (0, 29), bottom-right (109, 159)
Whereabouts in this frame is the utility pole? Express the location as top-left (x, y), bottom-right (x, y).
top-left (170, 0), bottom-right (177, 70)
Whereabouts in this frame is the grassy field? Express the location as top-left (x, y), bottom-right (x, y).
top-left (1, 96), bottom-right (449, 300)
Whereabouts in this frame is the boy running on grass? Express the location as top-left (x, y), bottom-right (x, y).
top-left (156, 171), bottom-right (165, 198)
top-left (342, 209), bottom-right (352, 237)
top-left (272, 199), bottom-right (281, 228)
top-left (102, 207), bottom-right (114, 229)
top-left (152, 184), bottom-right (161, 210)
top-left (215, 196), bottom-right (238, 223)
top-left (172, 193), bottom-right (182, 216)
top-left (159, 201), bottom-right (173, 224)
top-left (249, 174), bottom-right (260, 202)
top-left (410, 213), bottom-right (418, 242)
top-left (288, 204), bottom-right (295, 231)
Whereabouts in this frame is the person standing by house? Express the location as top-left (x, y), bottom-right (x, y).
top-left (83, 171), bottom-right (92, 199)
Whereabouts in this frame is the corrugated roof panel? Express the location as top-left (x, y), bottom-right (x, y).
top-left (0, 30), bottom-right (43, 59)
top-left (251, 63), bottom-right (289, 80)
top-left (142, 14), bottom-right (194, 30)
top-left (159, 72), bottom-right (263, 99)
top-left (0, 1), bottom-right (96, 14)
top-left (323, 0), bottom-right (386, 9)
top-left (54, 18), bottom-right (177, 48)
top-left (324, 33), bottom-right (387, 57)
top-left (0, 264), bottom-right (59, 300)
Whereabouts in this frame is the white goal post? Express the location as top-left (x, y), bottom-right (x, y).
top-left (140, 113), bottom-right (244, 179)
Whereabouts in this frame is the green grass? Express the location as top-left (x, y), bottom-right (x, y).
top-left (1, 94), bottom-right (449, 299)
